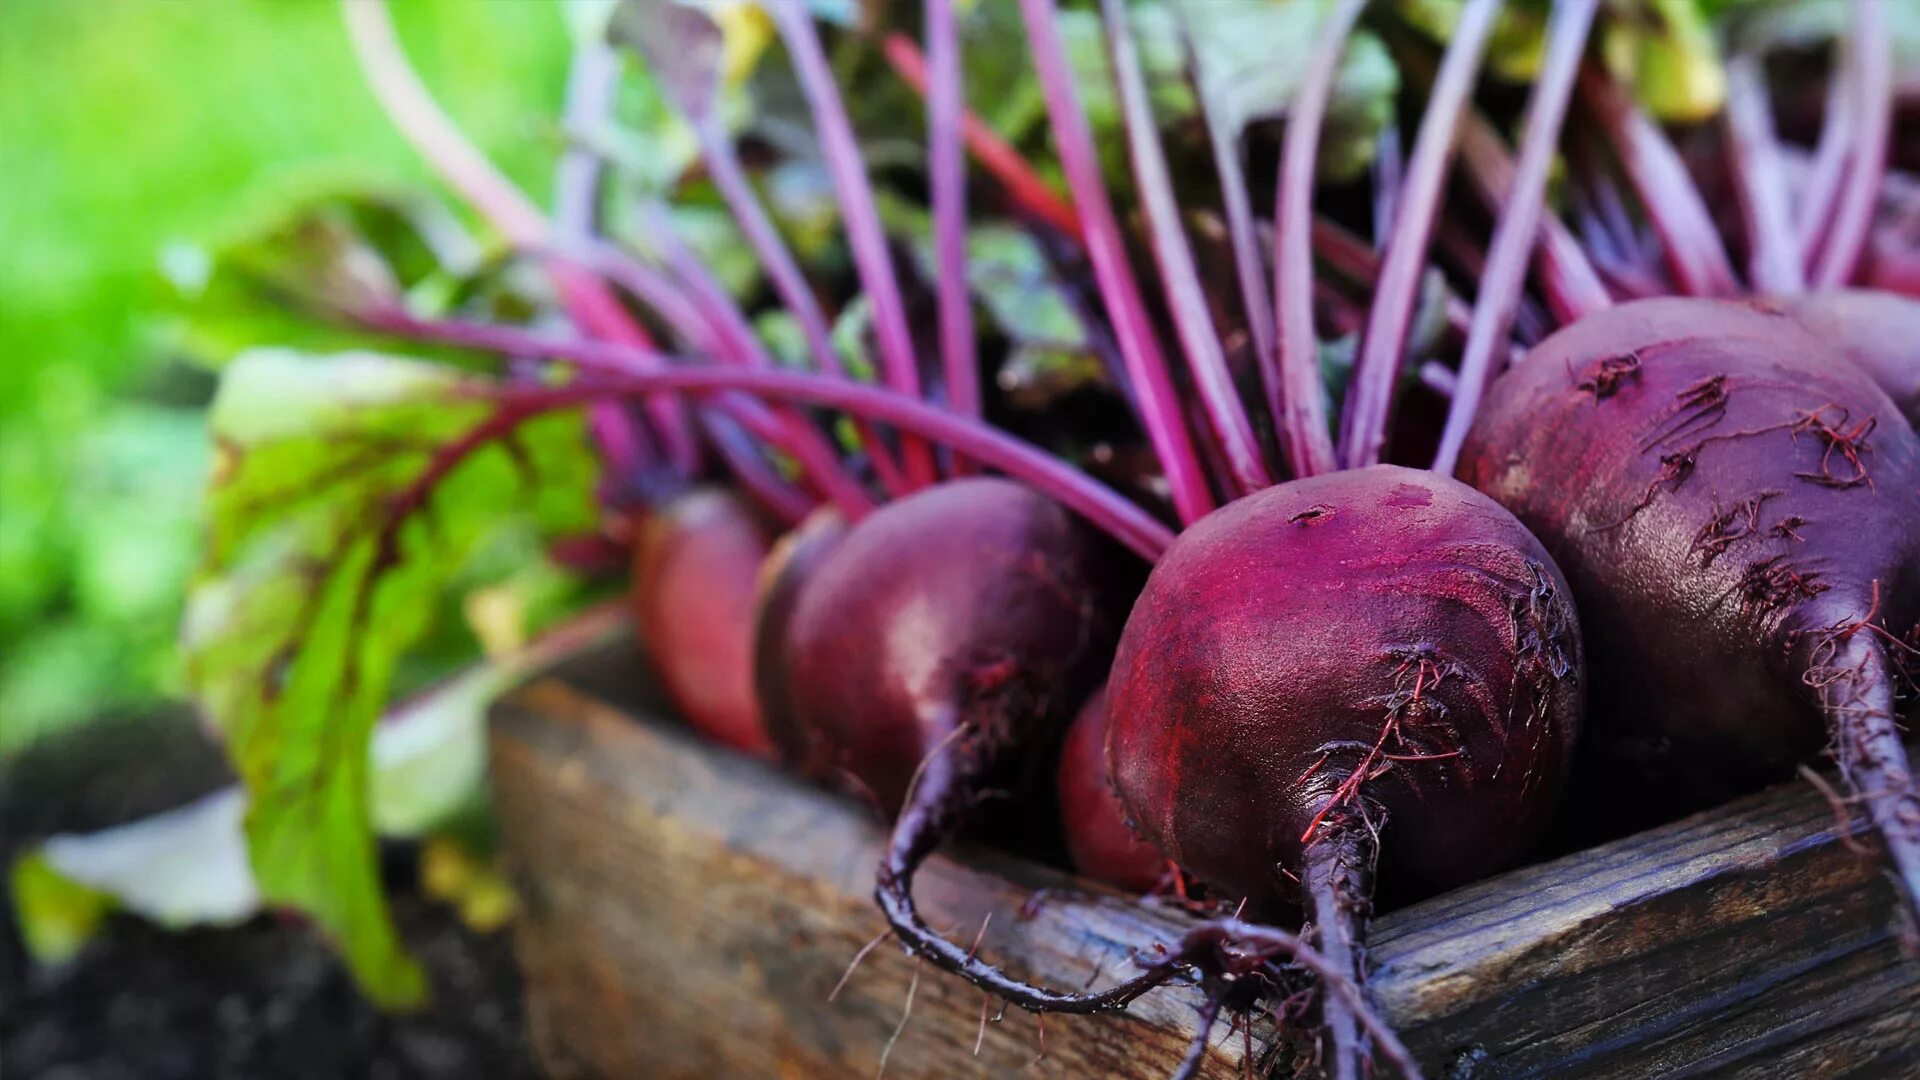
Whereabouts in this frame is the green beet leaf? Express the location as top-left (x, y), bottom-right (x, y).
top-left (183, 347), bottom-right (596, 1005)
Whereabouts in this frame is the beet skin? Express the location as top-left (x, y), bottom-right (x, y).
top-left (1461, 297), bottom-right (1920, 909)
top-left (1107, 465), bottom-right (1585, 910)
top-left (763, 476), bottom-right (1136, 814)
top-left (1057, 688), bottom-right (1166, 892)
top-left (631, 488), bottom-right (776, 758)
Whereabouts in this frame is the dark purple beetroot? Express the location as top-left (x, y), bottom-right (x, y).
top-left (631, 489), bottom-right (777, 758)
top-left (1104, 466), bottom-right (1582, 1080)
top-left (1784, 291), bottom-right (1920, 428)
top-left (1057, 688), bottom-right (1166, 893)
top-left (749, 507), bottom-right (849, 775)
top-left (1460, 297), bottom-right (1920, 912)
top-left (760, 476), bottom-right (1171, 1014)
top-left (762, 476), bottom-right (1136, 812)
top-left (1106, 466), bottom-right (1584, 912)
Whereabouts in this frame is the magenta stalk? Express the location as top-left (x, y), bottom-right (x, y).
top-left (1339, 0), bottom-right (1499, 470)
top-left (1016, 0), bottom-right (1215, 524)
top-left (1100, 0), bottom-right (1271, 495)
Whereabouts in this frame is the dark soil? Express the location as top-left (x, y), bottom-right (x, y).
top-left (0, 888), bottom-right (538, 1080)
top-left (1, 709), bottom-right (540, 1080)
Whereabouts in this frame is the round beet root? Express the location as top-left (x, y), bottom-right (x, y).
top-left (1460, 297), bottom-right (1920, 913)
top-left (1107, 465), bottom-right (1584, 908)
top-left (750, 507), bottom-right (849, 771)
top-left (631, 488), bottom-right (777, 757)
top-left (764, 476), bottom-right (1135, 813)
top-left (1103, 465), bottom-right (1582, 1080)
top-left (1057, 688), bottom-right (1166, 892)
top-left (1783, 291), bottom-right (1920, 427)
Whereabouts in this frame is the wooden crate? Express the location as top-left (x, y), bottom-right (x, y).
top-left (488, 627), bottom-right (1920, 1079)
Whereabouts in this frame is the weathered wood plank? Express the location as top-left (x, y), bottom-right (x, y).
top-left (490, 635), bottom-right (1919, 1078)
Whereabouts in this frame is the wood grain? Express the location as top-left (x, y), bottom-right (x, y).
top-left (490, 634), bottom-right (1918, 1078)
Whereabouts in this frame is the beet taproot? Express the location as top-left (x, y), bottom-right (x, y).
top-left (1461, 297), bottom-right (1920, 914)
top-left (1784, 290), bottom-right (1920, 427)
top-left (631, 489), bottom-right (777, 757)
top-left (1057, 687), bottom-right (1166, 892)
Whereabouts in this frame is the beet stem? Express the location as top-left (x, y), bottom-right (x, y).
top-left (1810, 0), bottom-right (1893, 290)
top-left (1433, 0), bottom-right (1599, 476)
top-left (1796, 72), bottom-right (1854, 262)
top-left (1271, 0), bottom-right (1368, 480)
top-left (1017, 0), bottom-right (1215, 523)
top-left (693, 129), bottom-right (840, 377)
top-left (1338, 0), bottom-right (1498, 470)
top-left (687, 127), bottom-right (909, 494)
top-left (368, 311), bottom-right (1177, 559)
top-left (1101, 0), bottom-right (1272, 496)
top-left (692, 407), bottom-right (814, 524)
top-left (880, 35), bottom-right (1083, 242)
top-left (641, 204), bottom-right (879, 516)
top-left (1723, 55), bottom-right (1806, 295)
top-left (924, 0), bottom-right (980, 467)
top-left (551, 40), bottom-right (660, 485)
top-left (340, 0), bottom-right (701, 474)
top-left (1175, 12), bottom-right (1277, 392)
top-left (1456, 114), bottom-right (1614, 324)
top-left (1576, 65), bottom-right (1740, 298)
top-left (771, 1), bottom-right (939, 488)
top-left (1373, 121), bottom-right (1404, 253)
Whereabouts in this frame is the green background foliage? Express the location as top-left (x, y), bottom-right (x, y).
top-left (0, 0), bottom-right (572, 753)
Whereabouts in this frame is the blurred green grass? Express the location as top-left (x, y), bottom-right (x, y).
top-left (0, 0), bottom-right (571, 752)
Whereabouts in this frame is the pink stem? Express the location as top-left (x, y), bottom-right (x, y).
top-left (1101, 0), bottom-right (1270, 495)
top-left (1173, 14), bottom-right (1277, 378)
top-left (691, 128), bottom-right (907, 489)
top-left (1797, 72), bottom-right (1853, 262)
top-left (1811, 0), bottom-right (1893, 290)
top-left (770, 1), bottom-right (937, 488)
top-left (1578, 65), bottom-right (1740, 297)
top-left (1457, 114), bottom-right (1613, 324)
top-left (381, 313), bottom-right (1176, 560)
top-left (1724, 55), bottom-right (1806, 295)
top-left (639, 207), bottom-right (877, 517)
top-left (1433, 0), bottom-right (1600, 476)
top-left (694, 406), bottom-right (816, 525)
top-left (341, 0), bottom-right (697, 472)
top-left (1016, 0), bottom-right (1214, 523)
top-left (882, 35), bottom-right (1083, 240)
top-left (1339, 0), bottom-right (1498, 470)
top-left (925, 0), bottom-right (979, 470)
top-left (1271, 0), bottom-right (1368, 480)
top-left (1373, 121), bottom-right (1404, 252)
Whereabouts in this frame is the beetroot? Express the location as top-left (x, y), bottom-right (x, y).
top-left (750, 507), bottom-right (850, 773)
top-left (1105, 465), bottom-right (1583, 1077)
top-left (1460, 297), bottom-right (1920, 913)
top-left (761, 470), bottom-right (1134, 829)
top-left (1783, 291), bottom-right (1920, 427)
top-left (1057, 688), bottom-right (1165, 893)
top-left (631, 489), bottom-right (777, 757)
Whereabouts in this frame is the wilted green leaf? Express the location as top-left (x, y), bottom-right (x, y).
top-left (184, 348), bottom-right (596, 1004)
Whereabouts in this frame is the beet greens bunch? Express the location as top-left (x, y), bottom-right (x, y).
top-left (184, 0), bottom-right (1917, 1075)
